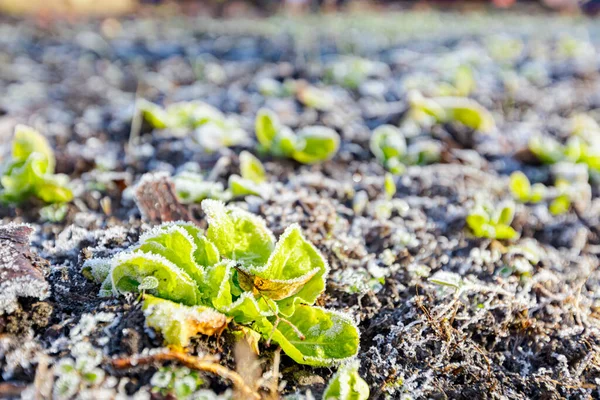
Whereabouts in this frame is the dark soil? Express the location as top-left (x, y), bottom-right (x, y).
top-left (1, 10), bottom-right (600, 400)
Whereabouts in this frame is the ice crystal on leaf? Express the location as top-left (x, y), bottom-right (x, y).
top-left (84, 200), bottom-right (359, 366)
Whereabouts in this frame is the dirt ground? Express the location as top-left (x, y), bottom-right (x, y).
top-left (1, 10), bottom-right (600, 400)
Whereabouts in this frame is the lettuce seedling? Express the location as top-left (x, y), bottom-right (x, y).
top-left (228, 151), bottom-right (269, 198)
top-left (255, 109), bottom-right (340, 164)
top-left (509, 172), bottom-right (546, 203)
top-left (466, 201), bottom-right (518, 240)
top-left (138, 100), bottom-right (248, 150)
top-left (325, 56), bottom-right (390, 90)
top-left (323, 361), bottom-right (370, 400)
top-left (370, 124), bottom-right (441, 173)
top-left (173, 171), bottom-right (229, 203)
top-left (0, 125), bottom-right (73, 204)
top-left (408, 91), bottom-right (495, 133)
top-left (297, 84), bottom-right (335, 111)
top-left (529, 135), bottom-right (600, 174)
top-left (151, 366), bottom-right (205, 399)
top-left (84, 201), bottom-right (359, 366)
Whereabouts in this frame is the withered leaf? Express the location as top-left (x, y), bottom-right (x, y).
top-left (0, 223), bottom-right (49, 314)
top-left (235, 266), bottom-right (319, 301)
top-left (134, 172), bottom-right (196, 224)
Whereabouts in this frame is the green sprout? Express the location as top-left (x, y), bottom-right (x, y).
top-left (173, 152), bottom-right (269, 202)
top-left (325, 56), bottom-right (389, 90)
top-left (0, 125), bottom-right (73, 205)
top-left (466, 200), bottom-right (518, 240)
top-left (323, 361), bottom-right (370, 400)
top-left (151, 366), bottom-right (205, 399)
top-left (228, 151), bottom-right (269, 198)
top-left (384, 173), bottom-right (396, 200)
top-left (508, 171), bottom-right (546, 203)
top-left (173, 171), bottom-right (228, 203)
top-left (369, 124), bottom-right (441, 173)
top-left (408, 91), bottom-right (495, 133)
top-left (297, 84), bottom-right (335, 111)
top-left (437, 65), bottom-right (476, 97)
top-left (138, 100), bottom-right (248, 150)
top-left (255, 109), bottom-right (340, 164)
top-left (84, 200), bottom-right (359, 366)
top-left (486, 34), bottom-right (524, 64)
top-left (529, 135), bottom-right (600, 175)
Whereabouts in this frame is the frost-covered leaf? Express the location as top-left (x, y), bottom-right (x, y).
top-left (369, 125), bottom-right (406, 165)
top-left (297, 85), bottom-right (335, 111)
top-left (12, 124), bottom-right (55, 172)
top-left (135, 223), bottom-right (206, 286)
top-left (549, 194), bottom-right (571, 215)
top-left (0, 126), bottom-right (72, 205)
top-left (138, 99), bottom-right (169, 129)
top-left (292, 126), bottom-right (340, 164)
top-left (323, 361), bottom-right (370, 400)
top-left (509, 171), bottom-right (531, 202)
top-left (0, 223), bottom-right (49, 314)
top-left (528, 135), bottom-right (565, 165)
top-left (436, 97), bottom-right (495, 132)
top-left (143, 295), bottom-right (228, 347)
top-left (466, 202), bottom-right (517, 240)
top-left (194, 119), bottom-right (248, 151)
top-left (384, 173), bottom-right (396, 200)
top-left (255, 305), bottom-right (359, 366)
top-left (428, 270), bottom-right (463, 289)
top-left (166, 101), bottom-right (224, 130)
top-left (220, 291), bottom-right (274, 324)
top-left (200, 260), bottom-right (235, 310)
top-left (39, 203), bottom-right (68, 222)
top-left (239, 224), bottom-right (328, 314)
top-left (239, 151), bottom-right (266, 184)
top-left (228, 175), bottom-right (262, 198)
top-left (255, 108), bottom-right (280, 151)
top-left (203, 199), bottom-right (275, 265)
top-left (173, 171), bottom-right (227, 204)
top-left (111, 251), bottom-right (199, 306)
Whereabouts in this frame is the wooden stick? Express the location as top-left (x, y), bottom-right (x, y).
top-left (111, 350), bottom-right (261, 400)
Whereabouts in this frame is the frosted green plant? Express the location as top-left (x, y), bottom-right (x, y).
top-left (0, 125), bottom-right (73, 205)
top-left (323, 361), bottom-right (370, 400)
top-left (84, 200), bottom-right (359, 365)
top-left (466, 200), bottom-right (518, 240)
top-left (408, 91), bottom-right (495, 133)
top-left (325, 56), bottom-right (390, 89)
top-left (255, 109), bottom-right (340, 164)
top-left (151, 366), bottom-right (205, 399)
top-left (370, 124), bottom-right (441, 173)
top-left (509, 172), bottom-right (546, 203)
top-left (138, 100), bottom-right (248, 150)
top-left (173, 151), bottom-right (269, 202)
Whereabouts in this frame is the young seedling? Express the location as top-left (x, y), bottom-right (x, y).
top-left (323, 361), bottom-right (370, 400)
top-left (138, 99), bottom-right (248, 150)
top-left (509, 171), bottom-right (546, 203)
top-left (325, 56), bottom-right (390, 90)
top-left (228, 151), bottom-right (270, 198)
top-left (528, 134), bottom-right (600, 174)
top-left (408, 91), bottom-right (495, 133)
top-left (84, 200), bottom-right (359, 366)
top-left (370, 124), bottom-right (441, 173)
top-left (466, 200), bottom-right (518, 240)
top-left (0, 125), bottom-right (73, 205)
top-left (255, 109), bottom-right (340, 165)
